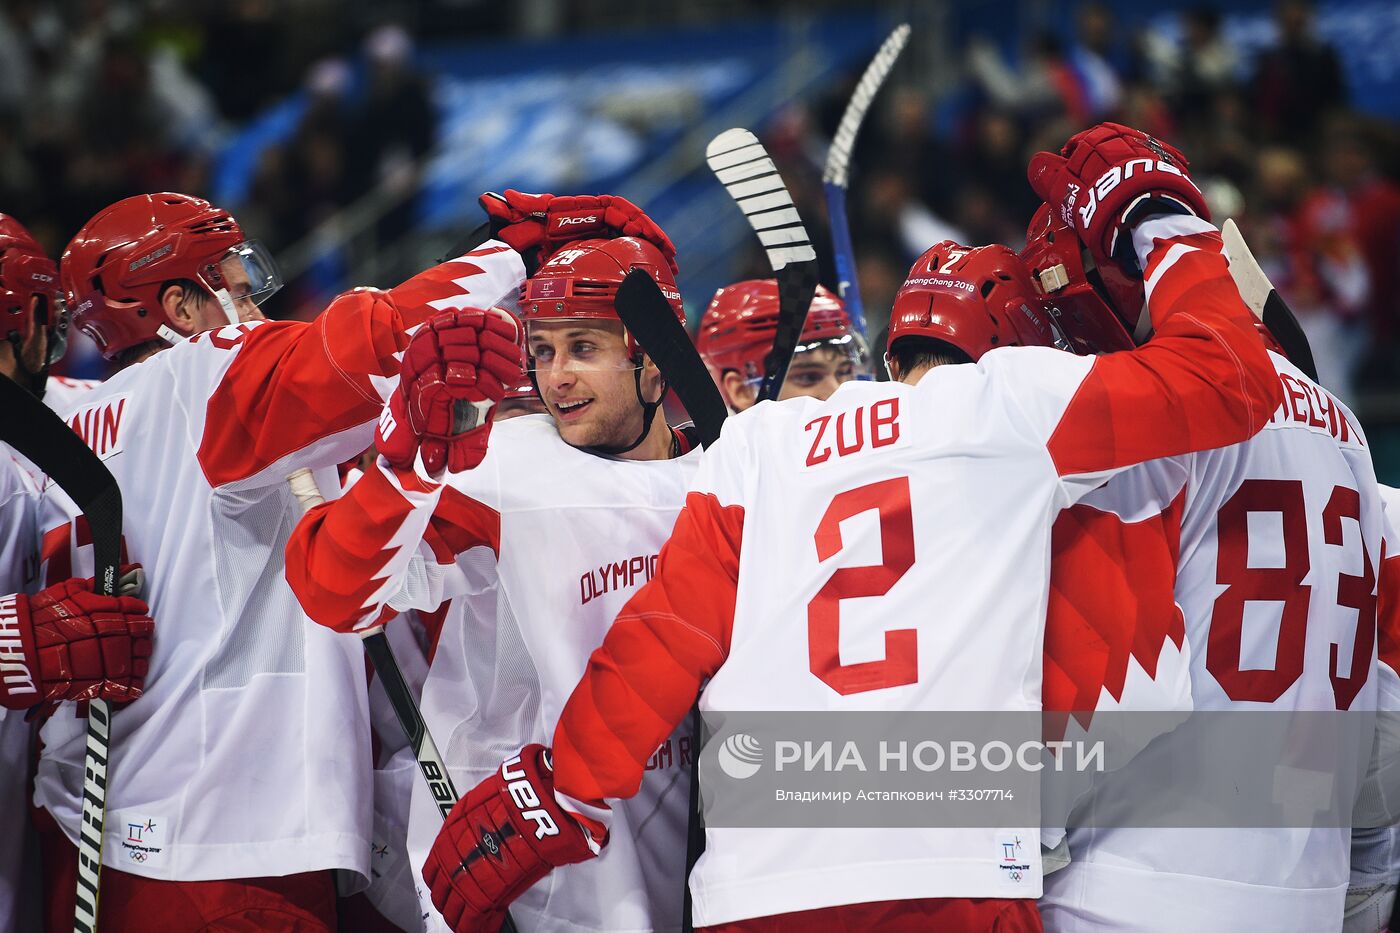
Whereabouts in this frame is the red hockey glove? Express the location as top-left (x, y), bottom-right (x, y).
top-left (422, 744), bottom-right (599, 933)
top-left (377, 308), bottom-right (524, 477)
top-left (479, 190), bottom-right (678, 274)
top-left (1, 570), bottom-right (153, 711)
top-left (1027, 122), bottom-right (1209, 275)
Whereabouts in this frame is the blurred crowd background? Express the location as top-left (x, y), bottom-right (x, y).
top-left (3, 0), bottom-right (1398, 470)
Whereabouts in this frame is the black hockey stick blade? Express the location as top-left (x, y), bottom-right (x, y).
top-left (615, 269), bottom-right (728, 448)
top-left (437, 220), bottom-right (493, 264)
top-left (0, 375), bottom-right (122, 932)
top-left (705, 128), bottom-right (820, 403)
top-left (1221, 218), bottom-right (1319, 383)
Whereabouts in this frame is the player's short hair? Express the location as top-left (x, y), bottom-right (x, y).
top-left (159, 278), bottom-right (212, 308)
top-left (887, 335), bottom-right (972, 376)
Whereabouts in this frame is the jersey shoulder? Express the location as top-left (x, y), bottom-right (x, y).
top-left (452, 413), bottom-right (701, 513)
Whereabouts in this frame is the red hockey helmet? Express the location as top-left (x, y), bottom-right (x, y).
top-left (521, 237), bottom-right (683, 358)
top-left (61, 193), bottom-right (281, 359)
top-left (0, 214), bottom-right (66, 363)
top-left (697, 280), bottom-right (868, 402)
top-left (886, 241), bottom-right (1066, 371)
top-left (1020, 203), bottom-right (1136, 353)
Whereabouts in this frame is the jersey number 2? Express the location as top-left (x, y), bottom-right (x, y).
top-left (1207, 478), bottom-right (1376, 709)
top-left (808, 476), bottom-right (917, 696)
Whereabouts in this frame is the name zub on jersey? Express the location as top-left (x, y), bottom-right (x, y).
top-left (803, 397), bottom-right (903, 468)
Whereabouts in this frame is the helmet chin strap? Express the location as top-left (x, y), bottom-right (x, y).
top-left (212, 287), bottom-right (240, 326)
top-left (583, 365), bottom-right (669, 457)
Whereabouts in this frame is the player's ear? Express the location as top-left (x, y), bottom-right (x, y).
top-left (886, 357), bottom-right (905, 383)
top-left (721, 370), bottom-right (756, 411)
top-left (638, 352), bottom-right (665, 401)
top-left (160, 283), bottom-right (199, 335)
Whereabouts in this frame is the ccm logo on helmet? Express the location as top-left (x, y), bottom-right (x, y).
top-left (555, 215), bottom-right (598, 227)
top-left (501, 754), bottom-right (560, 840)
top-left (1077, 159), bottom-right (1200, 229)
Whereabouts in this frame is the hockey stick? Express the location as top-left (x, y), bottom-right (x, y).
top-left (821, 24), bottom-right (911, 337)
top-left (286, 468), bottom-right (519, 933)
top-left (706, 128), bottom-right (820, 403)
top-left (436, 221), bottom-right (492, 265)
top-left (610, 270), bottom-right (729, 933)
top-left (0, 376), bottom-right (121, 933)
top-left (1221, 218), bottom-right (1319, 383)
top-left (614, 270), bottom-right (728, 448)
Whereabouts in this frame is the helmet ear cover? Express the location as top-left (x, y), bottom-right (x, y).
top-left (1019, 203), bottom-right (1136, 354)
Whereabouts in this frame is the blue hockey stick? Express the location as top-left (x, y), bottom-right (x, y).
top-left (821, 24), bottom-right (911, 337)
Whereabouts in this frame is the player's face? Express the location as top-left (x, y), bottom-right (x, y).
top-left (777, 346), bottom-right (859, 402)
top-left (528, 320), bottom-right (654, 449)
top-left (216, 255), bottom-right (267, 323)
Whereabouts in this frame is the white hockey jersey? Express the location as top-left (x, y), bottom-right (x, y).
top-left (286, 414), bottom-right (702, 932)
top-left (0, 449), bottom-right (40, 933)
top-left (41, 375), bottom-right (99, 414)
top-left (0, 376), bottom-right (100, 933)
top-left (547, 216), bottom-right (1286, 927)
top-left (1041, 353), bottom-right (1387, 933)
top-left (33, 245), bottom-right (523, 883)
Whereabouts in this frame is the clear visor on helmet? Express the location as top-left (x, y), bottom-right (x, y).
top-left (200, 240), bottom-right (282, 307)
top-left (44, 300), bottom-right (70, 365)
top-left (526, 318), bottom-right (639, 376)
top-left (745, 331), bottom-right (872, 395)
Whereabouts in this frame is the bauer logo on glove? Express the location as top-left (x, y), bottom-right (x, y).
top-left (422, 744), bottom-right (599, 932)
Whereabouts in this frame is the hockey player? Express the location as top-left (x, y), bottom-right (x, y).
top-left (0, 214), bottom-right (152, 933)
top-left (352, 358), bottom-right (542, 931)
top-left (415, 125), bottom-right (1284, 931)
top-left (1017, 126), bottom-right (1391, 931)
top-left (30, 190), bottom-right (530, 930)
top-left (284, 204), bottom-right (703, 930)
top-left (696, 281), bottom-right (869, 409)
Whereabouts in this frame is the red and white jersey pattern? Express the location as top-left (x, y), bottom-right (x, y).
top-left (1040, 459), bottom-right (1196, 856)
top-left (1042, 354), bottom-right (1386, 932)
top-left (285, 414), bottom-right (702, 932)
top-left (547, 216), bottom-right (1284, 927)
top-left (33, 244), bottom-right (524, 884)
